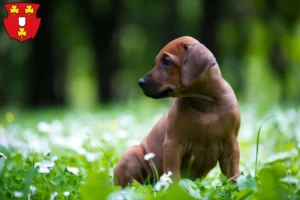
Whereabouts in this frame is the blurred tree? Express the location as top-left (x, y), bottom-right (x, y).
top-left (199, 0), bottom-right (221, 58)
top-left (77, 0), bottom-right (122, 103)
top-left (0, 44), bottom-right (6, 106)
top-left (267, 0), bottom-right (300, 103)
top-left (163, 0), bottom-right (179, 43)
top-left (28, 0), bottom-right (65, 107)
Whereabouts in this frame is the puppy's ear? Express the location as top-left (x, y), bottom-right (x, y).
top-left (181, 42), bottom-right (216, 86)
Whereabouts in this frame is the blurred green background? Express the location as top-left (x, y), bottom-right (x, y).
top-left (1, 1), bottom-right (300, 199)
top-left (1, 0), bottom-right (300, 110)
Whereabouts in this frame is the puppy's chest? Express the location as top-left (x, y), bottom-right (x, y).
top-left (175, 118), bottom-right (225, 140)
top-left (187, 139), bottom-right (223, 157)
top-left (181, 139), bottom-right (223, 174)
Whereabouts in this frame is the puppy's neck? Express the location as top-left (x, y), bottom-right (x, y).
top-left (178, 65), bottom-right (224, 111)
top-left (182, 96), bottom-right (216, 112)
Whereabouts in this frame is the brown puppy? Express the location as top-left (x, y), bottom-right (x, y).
top-left (114, 36), bottom-right (240, 186)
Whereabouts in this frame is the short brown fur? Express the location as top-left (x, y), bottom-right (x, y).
top-left (114, 36), bottom-right (240, 186)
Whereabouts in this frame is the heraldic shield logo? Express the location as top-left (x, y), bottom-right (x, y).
top-left (3, 3), bottom-right (41, 43)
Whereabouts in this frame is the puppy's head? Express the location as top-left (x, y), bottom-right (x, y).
top-left (138, 36), bottom-right (217, 99)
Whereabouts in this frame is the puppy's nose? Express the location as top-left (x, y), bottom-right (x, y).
top-left (138, 78), bottom-right (147, 87)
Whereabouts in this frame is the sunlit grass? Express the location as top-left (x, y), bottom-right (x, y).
top-left (0, 102), bottom-right (299, 199)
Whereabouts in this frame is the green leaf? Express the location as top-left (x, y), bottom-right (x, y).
top-left (179, 179), bottom-right (201, 199)
top-left (22, 167), bottom-right (37, 197)
top-left (131, 179), bottom-right (143, 188)
top-left (237, 174), bottom-right (256, 191)
top-left (234, 189), bottom-right (253, 200)
top-left (79, 170), bottom-right (115, 200)
top-left (218, 173), bottom-right (228, 184)
top-left (165, 184), bottom-right (197, 200)
top-left (107, 187), bottom-right (145, 200)
top-left (280, 176), bottom-right (299, 185)
top-left (264, 149), bottom-right (298, 164)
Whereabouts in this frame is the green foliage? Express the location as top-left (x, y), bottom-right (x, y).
top-left (0, 102), bottom-right (299, 199)
top-left (2, 1), bottom-right (300, 108)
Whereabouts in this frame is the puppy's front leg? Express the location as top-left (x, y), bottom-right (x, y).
top-left (219, 136), bottom-right (240, 182)
top-left (163, 137), bottom-right (184, 182)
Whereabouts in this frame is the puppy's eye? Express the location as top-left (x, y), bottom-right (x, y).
top-left (161, 57), bottom-right (173, 66)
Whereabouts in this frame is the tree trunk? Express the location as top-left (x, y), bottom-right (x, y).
top-left (199, 0), bottom-right (221, 58)
top-left (77, 0), bottom-right (121, 104)
top-left (28, 0), bottom-right (63, 107)
top-left (163, 0), bottom-right (179, 44)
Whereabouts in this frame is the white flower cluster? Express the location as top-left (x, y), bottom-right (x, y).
top-left (49, 191), bottom-right (71, 199)
top-left (37, 121), bottom-right (63, 135)
top-left (34, 159), bottom-right (55, 174)
top-left (63, 191), bottom-right (70, 196)
top-left (143, 152), bottom-right (174, 192)
top-left (14, 191), bottom-right (23, 198)
top-left (66, 167), bottom-right (80, 176)
top-left (144, 152), bottom-right (155, 160)
top-left (33, 149), bottom-right (80, 178)
top-left (50, 192), bottom-right (58, 200)
top-left (155, 171), bottom-right (173, 191)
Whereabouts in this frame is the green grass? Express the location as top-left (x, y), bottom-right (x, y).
top-left (0, 101), bottom-right (299, 199)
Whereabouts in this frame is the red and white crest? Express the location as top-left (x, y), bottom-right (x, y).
top-left (3, 2), bottom-right (41, 43)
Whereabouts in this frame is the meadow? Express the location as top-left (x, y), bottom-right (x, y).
top-left (0, 101), bottom-right (299, 200)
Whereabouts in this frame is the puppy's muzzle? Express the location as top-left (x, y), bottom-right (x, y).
top-left (138, 77), bottom-right (173, 99)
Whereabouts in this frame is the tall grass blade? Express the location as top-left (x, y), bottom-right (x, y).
top-left (255, 115), bottom-right (276, 176)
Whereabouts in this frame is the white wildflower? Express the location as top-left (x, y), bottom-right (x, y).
top-left (67, 167), bottom-right (80, 176)
top-left (144, 152), bottom-right (155, 160)
top-left (29, 185), bottom-right (36, 194)
top-left (63, 191), bottom-right (70, 196)
top-left (154, 171), bottom-right (173, 191)
top-left (37, 120), bottom-right (63, 134)
top-left (155, 180), bottom-right (171, 192)
top-left (34, 160), bottom-right (55, 174)
top-left (28, 185), bottom-right (36, 196)
top-left (38, 166), bottom-right (50, 174)
top-left (50, 191), bottom-right (58, 200)
top-left (37, 121), bottom-right (51, 133)
top-left (85, 152), bottom-right (97, 162)
top-left (160, 171), bottom-right (173, 183)
top-left (14, 191), bottom-right (23, 198)
top-left (35, 160), bottom-right (55, 168)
